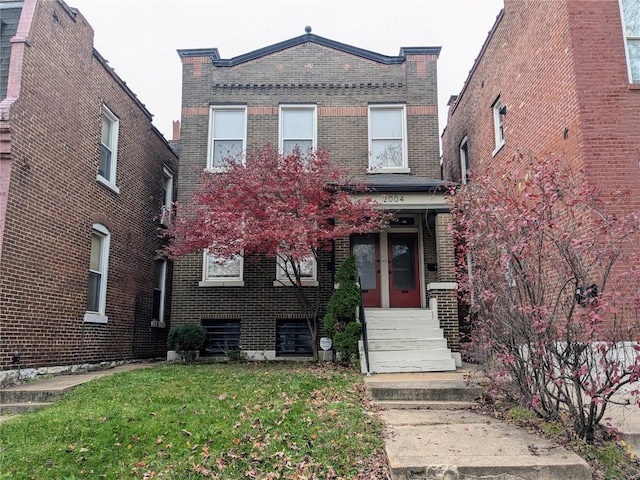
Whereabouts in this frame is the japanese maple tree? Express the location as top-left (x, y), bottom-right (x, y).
top-left (450, 153), bottom-right (640, 441)
top-left (163, 145), bottom-right (390, 360)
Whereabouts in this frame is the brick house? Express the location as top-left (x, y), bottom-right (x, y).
top-left (0, 0), bottom-right (178, 371)
top-left (442, 1), bottom-right (640, 323)
top-left (175, 28), bottom-right (460, 372)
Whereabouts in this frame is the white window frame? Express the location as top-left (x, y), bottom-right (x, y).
top-left (368, 104), bottom-right (410, 173)
top-left (619, 0), bottom-right (640, 83)
top-left (160, 166), bottom-right (174, 225)
top-left (492, 96), bottom-right (505, 156)
top-left (279, 105), bottom-right (317, 157)
top-left (97, 106), bottom-right (120, 194)
top-left (152, 260), bottom-right (167, 328)
top-left (274, 255), bottom-right (318, 287)
top-left (459, 136), bottom-right (469, 185)
top-left (200, 251), bottom-right (245, 287)
top-left (207, 106), bottom-right (247, 171)
top-left (84, 223), bottom-right (110, 324)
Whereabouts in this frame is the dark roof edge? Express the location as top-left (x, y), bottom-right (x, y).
top-left (449, 8), bottom-right (504, 116)
top-left (366, 184), bottom-right (451, 193)
top-left (177, 48), bottom-right (220, 59)
top-left (189, 33), bottom-right (440, 67)
top-left (93, 48), bottom-right (152, 121)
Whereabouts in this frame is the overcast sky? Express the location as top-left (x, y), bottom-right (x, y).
top-left (68, 0), bottom-right (504, 141)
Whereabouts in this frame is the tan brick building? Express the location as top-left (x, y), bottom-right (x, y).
top-left (176, 29), bottom-right (460, 371)
top-left (0, 0), bottom-right (178, 371)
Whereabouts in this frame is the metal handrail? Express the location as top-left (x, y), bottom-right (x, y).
top-left (358, 276), bottom-right (371, 376)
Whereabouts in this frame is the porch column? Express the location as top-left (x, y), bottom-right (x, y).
top-left (427, 211), bottom-right (460, 360)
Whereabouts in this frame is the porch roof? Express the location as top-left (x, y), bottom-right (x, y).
top-left (360, 174), bottom-right (452, 193)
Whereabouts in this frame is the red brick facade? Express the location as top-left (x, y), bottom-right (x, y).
top-left (442, 0), bottom-right (640, 328)
top-left (0, 0), bottom-right (178, 370)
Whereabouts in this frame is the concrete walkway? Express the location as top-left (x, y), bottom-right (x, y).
top-left (364, 367), bottom-right (640, 480)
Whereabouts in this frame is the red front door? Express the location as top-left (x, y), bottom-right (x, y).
top-left (388, 232), bottom-right (421, 308)
top-left (351, 234), bottom-right (381, 307)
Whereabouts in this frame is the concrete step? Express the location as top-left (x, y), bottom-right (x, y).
top-left (365, 308), bottom-right (434, 322)
top-left (365, 319), bottom-right (441, 330)
top-left (0, 388), bottom-right (71, 404)
top-left (374, 400), bottom-right (474, 410)
top-left (367, 338), bottom-right (448, 351)
top-left (0, 402), bottom-right (52, 414)
top-left (364, 327), bottom-right (444, 339)
top-left (367, 349), bottom-right (454, 363)
top-left (364, 358), bottom-right (457, 373)
top-left (367, 384), bottom-right (481, 402)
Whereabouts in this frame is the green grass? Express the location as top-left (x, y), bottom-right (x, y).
top-left (0, 363), bottom-right (384, 479)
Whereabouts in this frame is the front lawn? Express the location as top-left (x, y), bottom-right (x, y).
top-left (0, 363), bottom-right (387, 479)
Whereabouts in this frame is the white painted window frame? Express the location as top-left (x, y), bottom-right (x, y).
top-left (491, 96), bottom-right (505, 156)
top-left (279, 104), bottom-right (317, 157)
top-left (84, 223), bottom-right (110, 324)
top-left (367, 104), bottom-right (410, 173)
top-left (152, 260), bottom-right (167, 328)
top-left (97, 106), bottom-right (120, 193)
top-left (459, 136), bottom-right (469, 184)
top-left (200, 251), bottom-right (245, 287)
top-left (619, 0), bottom-right (640, 83)
top-left (207, 106), bottom-right (247, 171)
top-left (274, 255), bottom-right (318, 287)
top-left (160, 166), bottom-right (174, 225)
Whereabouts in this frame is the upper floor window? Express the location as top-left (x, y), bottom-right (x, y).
top-left (620, 0), bottom-right (640, 83)
top-left (98, 106), bottom-right (120, 193)
top-left (492, 96), bottom-right (505, 155)
top-left (208, 106), bottom-right (247, 169)
top-left (200, 252), bottom-right (244, 287)
top-left (161, 167), bottom-right (174, 225)
top-left (279, 105), bottom-right (316, 156)
top-left (459, 137), bottom-right (469, 184)
top-left (368, 105), bottom-right (408, 172)
top-left (85, 223), bottom-right (110, 324)
top-left (275, 256), bottom-right (317, 286)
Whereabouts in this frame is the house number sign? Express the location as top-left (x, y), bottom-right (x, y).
top-left (382, 195), bottom-right (405, 203)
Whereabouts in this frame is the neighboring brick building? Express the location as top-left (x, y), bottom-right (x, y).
top-left (176, 29), bottom-right (459, 371)
top-left (0, 0), bottom-right (178, 371)
top-left (442, 1), bottom-right (640, 323)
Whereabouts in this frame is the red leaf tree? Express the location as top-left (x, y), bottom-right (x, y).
top-left (450, 153), bottom-right (640, 441)
top-left (163, 145), bottom-right (390, 359)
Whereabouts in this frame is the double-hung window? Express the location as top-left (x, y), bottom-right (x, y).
top-left (200, 252), bottom-right (244, 287)
top-left (153, 260), bottom-right (167, 327)
top-left (368, 105), bottom-right (408, 172)
top-left (85, 224), bottom-right (110, 323)
top-left (160, 167), bottom-right (174, 225)
top-left (275, 256), bottom-right (317, 286)
top-left (620, 0), bottom-right (640, 83)
top-left (208, 106), bottom-right (247, 169)
top-left (279, 105), bottom-right (316, 156)
top-left (459, 137), bottom-right (469, 184)
top-left (98, 106), bottom-right (119, 192)
top-left (492, 96), bottom-right (505, 155)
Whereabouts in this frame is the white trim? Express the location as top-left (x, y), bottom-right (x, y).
top-left (619, 0), bottom-right (640, 83)
top-left (427, 282), bottom-right (458, 290)
top-left (279, 104), bottom-right (317, 155)
top-left (199, 280), bottom-right (245, 287)
top-left (459, 136), bottom-right (469, 184)
top-left (273, 280), bottom-right (319, 287)
top-left (368, 104), bottom-right (408, 171)
top-left (98, 105), bottom-right (119, 189)
top-left (207, 106), bottom-right (247, 169)
top-left (160, 167), bottom-right (174, 225)
top-left (85, 223), bottom-right (110, 322)
top-left (153, 260), bottom-right (167, 327)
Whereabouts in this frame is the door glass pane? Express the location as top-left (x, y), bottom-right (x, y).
top-left (352, 235), bottom-right (377, 290)
top-left (391, 236), bottom-right (416, 290)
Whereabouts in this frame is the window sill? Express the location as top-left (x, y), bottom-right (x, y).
top-left (96, 175), bottom-right (120, 194)
top-left (629, 84), bottom-right (640, 90)
top-left (491, 141), bottom-right (505, 157)
top-left (199, 280), bottom-right (245, 287)
top-left (151, 320), bottom-right (166, 328)
top-left (366, 167), bottom-right (411, 174)
top-left (84, 312), bottom-right (108, 324)
top-left (273, 280), bottom-right (319, 287)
